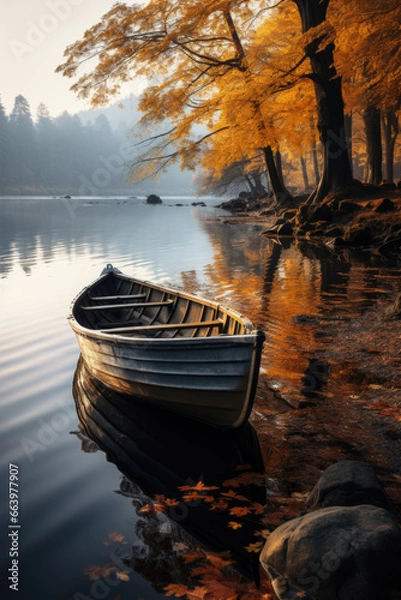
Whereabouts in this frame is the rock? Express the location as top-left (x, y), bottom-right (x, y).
top-left (260, 504), bottom-right (401, 600)
top-left (374, 198), bottom-right (397, 213)
top-left (343, 224), bottom-right (374, 247)
top-left (146, 194), bottom-right (162, 204)
top-left (378, 233), bottom-right (401, 255)
top-left (277, 222), bottom-right (294, 236)
top-left (246, 202), bottom-right (261, 212)
top-left (380, 181), bottom-right (397, 191)
top-left (310, 203), bottom-right (334, 223)
top-left (339, 200), bottom-right (362, 213)
top-left (306, 460), bottom-right (391, 510)
top-left (218, 198), bottom-right (247, 212)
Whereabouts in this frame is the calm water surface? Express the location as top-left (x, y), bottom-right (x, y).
top-left (1, 197), bottom-right (401, 599)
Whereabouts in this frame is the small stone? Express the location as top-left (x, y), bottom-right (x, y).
top-left (374, 198), bottom-right (396, 213)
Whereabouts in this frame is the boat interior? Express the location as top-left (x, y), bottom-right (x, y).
top-left (74, 272), bottom-right (250, 339)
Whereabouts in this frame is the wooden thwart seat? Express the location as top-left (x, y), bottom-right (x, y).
top-left (100, 318), bottom-right (224, 334)
top-left (89, 293), bottom-right (147, 301)
top-left (82, 300), bottom-right (174, 311)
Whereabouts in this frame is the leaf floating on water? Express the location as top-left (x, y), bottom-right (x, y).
top-left (228, 521), bottom-right (243, 529)
top-left (185, 585), bottom-right (209, 599)
top-left (108, 531), bottom-right (125, 542)
top-left (230, 506), bottom-right (252, 517)
top-left (251, 502), bottom-right (265, 515)
top-left (84, 563), bottom-right (115, 581)
top-left (116, 571), bottom-right (130, 582)
top-left (244, 541), bottom-right (263, 553)
top-left (181, 551), bottom-right (204, 564)
top-left (178, 481), bottom-right (219, 492)
top-left (164, 583), bottom-right (190, 597)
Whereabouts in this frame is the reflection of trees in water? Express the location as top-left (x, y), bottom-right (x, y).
top-left (198, 221), bottom-right (401, 406)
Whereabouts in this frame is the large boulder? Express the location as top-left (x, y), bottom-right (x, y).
top-left (306, 460), bottom-right (392, 511)
top-left (146, 194), bottom-right (162, 204)
top-left (260, 504), bottom-right (401, 600)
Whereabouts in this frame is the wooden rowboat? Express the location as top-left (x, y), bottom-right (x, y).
top-left (68, 264), bottom-right (265, 429)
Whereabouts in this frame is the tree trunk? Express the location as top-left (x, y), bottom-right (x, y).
top-left (310, 128), bottom-right (320, 186)
top-left (300, 155), bottom-right (310, 191)
top-left (363, 106), bottom-right (382, 185)
top-left (382, 109), bottom-right (399, 183)
top-left (244, 173), bottom-right (256, 195)
top-left (293, 0), bottom-right (353, 202)
top-left (263, 145), bottom-right (293, 206)
top-left (250, 171), bottom-right (267, 197)
top-left (344, 112), bottom-right (353, 178)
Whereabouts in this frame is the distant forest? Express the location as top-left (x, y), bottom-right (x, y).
top-left (0, 94), bottom-right (195, 196)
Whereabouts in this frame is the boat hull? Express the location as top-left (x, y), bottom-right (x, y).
top-left (69, 267), bottom-right (265, 429)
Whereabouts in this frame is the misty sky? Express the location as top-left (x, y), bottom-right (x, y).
top-left (0, 0), bottom-right (147, 118)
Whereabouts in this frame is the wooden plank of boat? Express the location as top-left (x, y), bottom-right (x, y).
top-left (100, 318), bottom-right (224, 334)
top-left (82, 300), bottom-right (174, 310)
top-left (68, 263), bottom-right (265, 429)
top-left (89, 293), bottom-right (147, 301)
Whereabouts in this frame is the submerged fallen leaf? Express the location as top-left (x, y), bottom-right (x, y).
top-left (230, 506), bottom-right (252, 517)
top-left (108, 532), bottom-right (125, 542)
top-left (244, 542), bottom-right (263, 553)
top-left (164, 583), bottom-right (190, 597)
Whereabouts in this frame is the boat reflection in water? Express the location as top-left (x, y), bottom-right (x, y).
top-left (73, 357), bottom-right (266, 591)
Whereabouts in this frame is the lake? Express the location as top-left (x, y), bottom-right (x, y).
top-left (1, 197), bottom-right (401, 599)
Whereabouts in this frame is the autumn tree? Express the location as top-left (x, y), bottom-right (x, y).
top-left (57, 0), bottom-right (305, 204)
top-left (332, 0), bottom-right (401, 185)
top-left (290, 0), bottom-right (353, 202)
